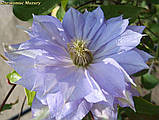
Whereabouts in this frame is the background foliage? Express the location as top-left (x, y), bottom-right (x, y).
top-left (1, 0), bottom-right (159, 120)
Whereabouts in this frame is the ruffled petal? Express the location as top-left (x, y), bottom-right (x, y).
top-left (89, 17), bottom-right (129, 51)
top-left (4, 43), bottom-right (69, 91)
top-left (31, 15), bottom-right (68, 48)
top-left (14, 57), bottom-right (44, 91)
top-left (82, 7), bottom-right (104, 41)
top-left (106, 15), bottom-right (123, 23)
top-left (84, 70), bottom-right (113, 105)
top-left (34, 55), bottom-right (76, 98)
top-left (57, 100), bottom-right (82, 119)
top-left (110, 50), bottom-right (149, 75)
top-left (91, 102), bottom-right (118, 120)
top-left (32, 97), bottom-right (51, 120)
top-left (134, 48), bottom-right (153, 62)
top-left (18, 38), bottom-right (68, 57)
top-left (94, 29), bottom-right (143, 60)
top-left (62, 99), bottom-right (92, 120)
top-left (117, 90), bottom-right (135, 111)
top-left (62, 8), bottom-right (85, 40)
top-left (4, 44), bottom-right (45, 90)
top-left (127, 25), bottom-right (145, 33)
top-left (67, 69), bottom-right (95, 101)
top-left (88, 58), bottom-right (127, 98)
top-left (35, 55), bottom-right (95, 102)
top-left (46, 92), bottom-right (64, 118)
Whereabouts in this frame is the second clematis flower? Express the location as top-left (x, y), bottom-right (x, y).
top-left (4, 7), bottom-right (152, 119)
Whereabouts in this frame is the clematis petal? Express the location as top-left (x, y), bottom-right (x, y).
top-left (32, 15), bottom-right (69, 48)
top-left (4, 44), bottom-right (44, 90)
top-left (106, 15), bottom-right (123, 23)
top-left (84, 70), bottom-right (113, 105)
top-left (91, 102), bottom-right (118, 120)
top-left (104, 17), bottom-right (129, 42)
top-left (82, 7), bottom-right (104, 42)
top-left (67, 69), bottom-right (95, 101)
top-left (88, 58), bottom-right (126, 98)
top-left (18, 38), bottom-right (68, 57)
top-left (89, 17), bottom-right (129, 51)
top-left (32, 97), bottom-right (50, 120)
top-left (94, 29), bottom-right (143, 60)
top-left (46, 92), bottom-right (64, 118)
top-left (127, 25), bottom-right (145, 33)
top-left (4, 44), bottom-right (68, 91)
top-left (134, 48), bottom-right (153, 62)
top-left (62, 7), bottom-right (104, 42)
top-left (118, 90), bottom-right (135, 111)
top-left (57, 99), bottom-right (82, 119)
top-left (35, 97), bottom-right (91, 120)
top-left (62, 8), bottom-right (84, 40)
top-left (126, 83), bottom-right (140, 96)
top-left (62, 99), bottom-right (92, 120)
top-left (110, 50), bottom-right (149, 75)
top-left (15, 57), bottom-right (43, 90)
top-left (4, 43), bottom-right (47, 60)
top-left (34, 56), bottom-right (76, 97)
top-left (101, 18), bottom-right (129, 44)
top-left (35, 55), bottom-right (95, 102)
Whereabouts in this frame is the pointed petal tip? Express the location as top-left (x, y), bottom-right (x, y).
top-left (93, 6), bottom-right (104, 14)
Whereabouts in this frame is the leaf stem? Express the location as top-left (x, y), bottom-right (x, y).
top-left (148, 60), bottom-right (154, 74)
top-left (18, 96), bottom-right (26, 120)
top-left (0, 84), bottom-right (16, 112)
top-left (75, 0), bottom-right (96, 9)
top-left (75, 0), bottom-right (104, 10)
top-left (0, 53), bottom-right (8, 61)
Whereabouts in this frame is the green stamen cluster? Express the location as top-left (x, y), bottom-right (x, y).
top-left (68, 40), bottom-right (93, 67)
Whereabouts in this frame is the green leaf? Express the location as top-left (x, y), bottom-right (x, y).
top-left (1, 99), bottom-right (19, 112)
top-left (141, 74), bottom-right (159, 89)
top-left (157, 41), bottom-right (159, 59)
top-left (1, 104), bottom-right (12, 111)
top-left (150, 24), bottom-right (159, 32)
top-left (134, 97), bottom-right (159, 114)
top-left (117, 113), bottom-right (122, 120)
top-left (56, 6), bottom-right (65, 21)
top-left (67, 0), bottom-right (89, 8)
top-left (151, 0), bottom-right (159, 4)
top-left (56, 0), bottom-right (68, 21)
top-left (61, 0), bottom-right (68, 9)
top-left (7, 71), bottom-right (21, 83)
top-left (25, 88), bottom-right (36, 106)
top-left (120, 97), bottom-right (159, 120)
top-left (143, 92), bottom-right (151, 102)
top-left (12, 0), bottom-right (60, 21)
top-left (101, 5), bottom-right (143, 23)
top-left (82, 112), bottom-right (93, 120)
top-left (7, 71), bottom-right (35, 106)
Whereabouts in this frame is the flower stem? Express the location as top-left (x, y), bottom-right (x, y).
top-left (0, 84), bottom-right (16, 112)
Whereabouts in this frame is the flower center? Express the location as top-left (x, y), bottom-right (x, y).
top-left (68, 40), bottom-right (93, 67)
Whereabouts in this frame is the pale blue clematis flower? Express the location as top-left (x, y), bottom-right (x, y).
top-left (4, 7), bottom-right (152, 120)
